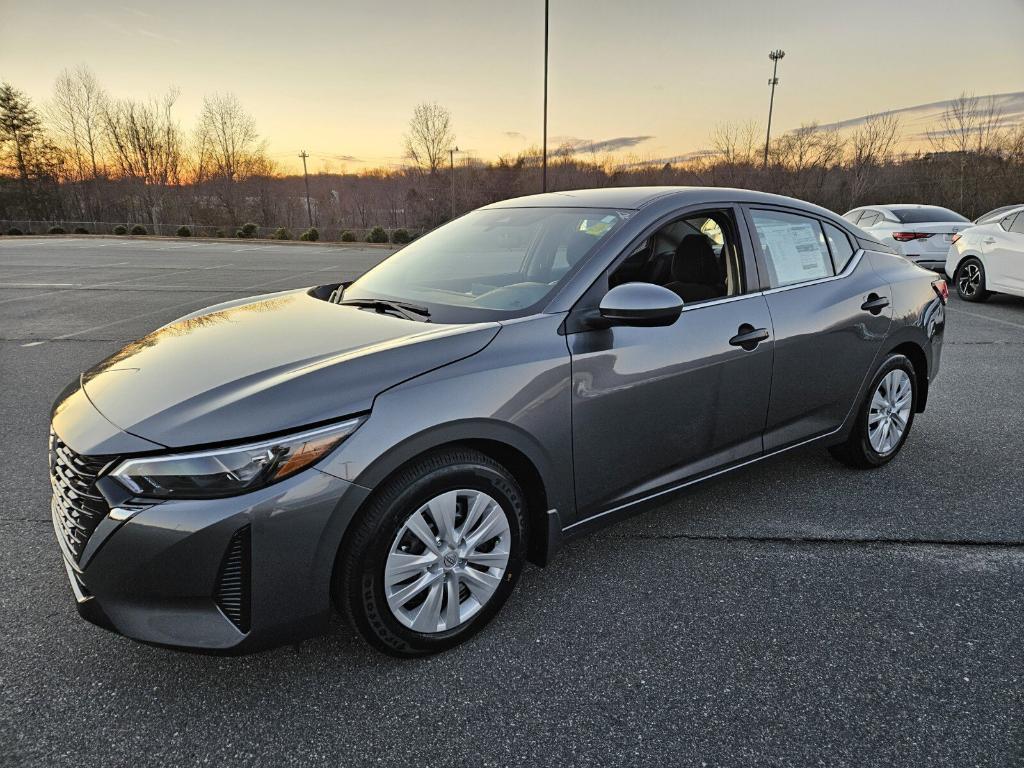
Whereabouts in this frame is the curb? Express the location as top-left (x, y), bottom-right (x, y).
top-left (1, 234), bottom-right (399, 249)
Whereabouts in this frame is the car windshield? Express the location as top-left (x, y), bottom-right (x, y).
top-left (343, 207), bottom-right (626, 322)
top-left (891, 206), bottom-right (969, 224)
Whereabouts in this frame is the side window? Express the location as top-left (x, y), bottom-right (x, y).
top-left (857, 210), bottom-right (880, 227)
top-left (1008, 213), bottom-right (1024, 235)
top-left (823, 221), bottom-right (856, 272)
top-left (607, 209), bottom-right (746, 303)
top-left (749, 209), bottom-right (835, 288)
top-left (842, 211), bottom-right (863, 224)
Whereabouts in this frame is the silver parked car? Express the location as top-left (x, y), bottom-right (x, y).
top-left (50, 187), bottom-right (947, 656)
top-left (843, 204), bottom-right (969, 271)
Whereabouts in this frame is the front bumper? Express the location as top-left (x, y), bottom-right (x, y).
top-left (55, 463), bottom-right (369, 653)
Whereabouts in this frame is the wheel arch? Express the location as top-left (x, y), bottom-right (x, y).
top-left (887, 340), bottom-right (929, 413)
top-left (949, 249), bottom-right (985, 281)
top-left (345, 422), bottom-right (562, 569)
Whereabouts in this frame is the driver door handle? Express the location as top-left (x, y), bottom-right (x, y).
top-left (861, 294), bottom-right (889, 314)
top-left (983, 237), bottom-right (996, 244)
top-left (729, 324), bottom-right (769, 350)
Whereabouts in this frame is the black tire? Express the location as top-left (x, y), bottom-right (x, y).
top-left (829, 354), bottom-right (917, 469)
top-left (955, 257), bottom-right (990, 302)
top-left (334, 448), bottom-right (527, 657)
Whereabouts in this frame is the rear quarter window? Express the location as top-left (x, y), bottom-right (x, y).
top-left (823, 222), bottom-right (856, 272)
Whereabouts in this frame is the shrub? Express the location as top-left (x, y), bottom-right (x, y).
top-left (390, 228), bottom-right (412, 244)
top-left (112, 225), bottom-right (128, 235)
top-left (176, 225), bottom-right (192, 237)
top-left (6, 227), bottom-right (23, 236)
top-left (366, 226), bottom-right (388, 243)
top-left (215, 229), bottom-right (225, 237)
top-left (339, 230), bottom-right (356, 242)
top-left (299, 227), bottom-right (319, 242)
top-left (240, 222), bottom-right (259, 238)
top-left (129, 224), bottom-right (148, 235)
top-left (73, 226), bottom-right (89, 234)
top-left (48, 226), bottom-right (66, 235)
top-left (273, 227), bottom-right (291, 240)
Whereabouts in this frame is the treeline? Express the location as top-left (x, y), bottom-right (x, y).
top-left (1, 68), bottom-right (1022, 240)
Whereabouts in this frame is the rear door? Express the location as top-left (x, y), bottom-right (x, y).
top-left (743, 206), bottom-right (892, 451)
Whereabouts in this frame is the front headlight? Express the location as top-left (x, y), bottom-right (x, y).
top-left (109, 418), bottom-right (363, 499)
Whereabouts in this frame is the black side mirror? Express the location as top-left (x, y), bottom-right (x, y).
top-left (596, 282), bottom-right (683, 327)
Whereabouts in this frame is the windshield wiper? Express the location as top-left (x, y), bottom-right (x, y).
top-left (337, 298), bottom-right (431, 322)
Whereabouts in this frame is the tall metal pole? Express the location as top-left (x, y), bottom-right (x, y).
top-left (449, 146), bottom-right (459, 220)
top-left (299, 150), bottom-right (313, 228)
top-left (542, 0), bottom-right (549, 192)
top-left (764, 49), bottom-right (785, 167)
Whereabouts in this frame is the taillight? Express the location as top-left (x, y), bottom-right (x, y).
top-left (950, 233), bottom-right (962, 245)
top-left (932, 279), bottom-right (949, 304)
top-left (892, 232), bottom-right (934, 242)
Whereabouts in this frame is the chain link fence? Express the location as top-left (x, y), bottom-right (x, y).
top-left (0, 220), bottom-right (421, 244)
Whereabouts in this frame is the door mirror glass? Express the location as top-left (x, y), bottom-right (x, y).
top-left (598, 282), bottom-right (683, 327)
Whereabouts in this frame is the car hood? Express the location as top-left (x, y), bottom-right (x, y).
top-left (75, 289), bottom-right (499, 449)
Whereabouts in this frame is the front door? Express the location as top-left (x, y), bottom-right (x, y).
top-left (567, 207), bottom-right (773, 518)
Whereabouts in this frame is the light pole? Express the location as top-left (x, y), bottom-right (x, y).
top-left (764, 49), bottom-right (785, 167)
top-left (542, 0), bottom-right (549, 192)
top-left (298, 150), bottom-right (313, 228)
top-left (449, 146), bottom-right (460, 220)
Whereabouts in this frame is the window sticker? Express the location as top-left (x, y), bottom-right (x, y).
top-left (758, 221), bottom-right (830, 285)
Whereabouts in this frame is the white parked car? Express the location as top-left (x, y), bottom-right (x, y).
top-left (842, 204), bottom-right (970, 271)
top-left (944, 204), bottom-right (1024, 302)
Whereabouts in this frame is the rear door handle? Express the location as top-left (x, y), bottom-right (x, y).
top-left (861, 294), bottom-right (890, 314)
top-left (729, 324), bottom-right (769, 350)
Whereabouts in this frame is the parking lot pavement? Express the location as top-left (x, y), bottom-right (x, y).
top-left (1, 239), bottom-right (1022, 767)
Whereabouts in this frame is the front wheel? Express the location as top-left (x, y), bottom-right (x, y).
top-left (334, 448), bottom-right (527, 657)
top-left (829, 354), bottom-right (917, 469)
top-left (955, 257), bottom-right (990, 302)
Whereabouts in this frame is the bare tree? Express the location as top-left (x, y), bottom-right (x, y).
top-left (404, 102), bottom-right (454, 174)
top-left (48, 66), bottom-right (107, 182)
top-left (847, 112), bottom-right (901, 206)
top-left (101, 89), bottom-right (183, 225)
top-left (193, 92), bottom-right (270, 221)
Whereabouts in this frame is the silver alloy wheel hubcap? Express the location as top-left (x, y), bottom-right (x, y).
top-left (384, 489), bottom-right (510, 634)
top-left (958, 263), bottom-right (981, 296)
top-left (868, 369), bottom-right (912, 455)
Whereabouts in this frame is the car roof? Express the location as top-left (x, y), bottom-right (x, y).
top-left (483, 186), bottom-right (843, 219)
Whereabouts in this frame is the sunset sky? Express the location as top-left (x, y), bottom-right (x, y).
top-left (2, 0), bottom-right (1023, 174)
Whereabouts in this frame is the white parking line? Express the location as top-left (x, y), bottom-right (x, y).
top-left (0, 263), bottom-right (235, 305)
top-left (51, 266), bottom-right (337, 340)
top-left (0, 282), bottom-right (78, 287)
top-left (946, 306), bottom-right (1024, 331)
top-left (20, 341), bottom-right (46, 347)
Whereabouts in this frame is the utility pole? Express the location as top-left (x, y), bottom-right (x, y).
top-left (764, 49), bottom-right (785, 167)
top-left (449, 146), bottom-right (460, 220)
top-left (542, 0), bottom-right (549, 193)
top-left (299, 150), bottom-right (313, 228)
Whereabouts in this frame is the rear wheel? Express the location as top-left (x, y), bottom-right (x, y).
top-left (955, 257), bottom-right (990, 302)
top-left (335, 448), bottom-right (526, 657)
top-left (829, 354), bottom-right (917, 469)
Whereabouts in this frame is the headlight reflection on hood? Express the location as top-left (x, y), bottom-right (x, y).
top-left (109, 418), bottom-right (363, 499)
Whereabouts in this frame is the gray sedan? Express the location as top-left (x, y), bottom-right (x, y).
top-left (49, 187), bottom-right (947, 656)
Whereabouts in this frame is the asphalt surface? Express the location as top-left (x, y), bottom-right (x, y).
top-left (1, 238), bottom-right (1022, 767)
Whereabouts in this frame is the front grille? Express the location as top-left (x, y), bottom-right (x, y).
top-left (49, 430), bottom-right (112, 563)
top-left (214, 525), bottom-right (251, 633)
